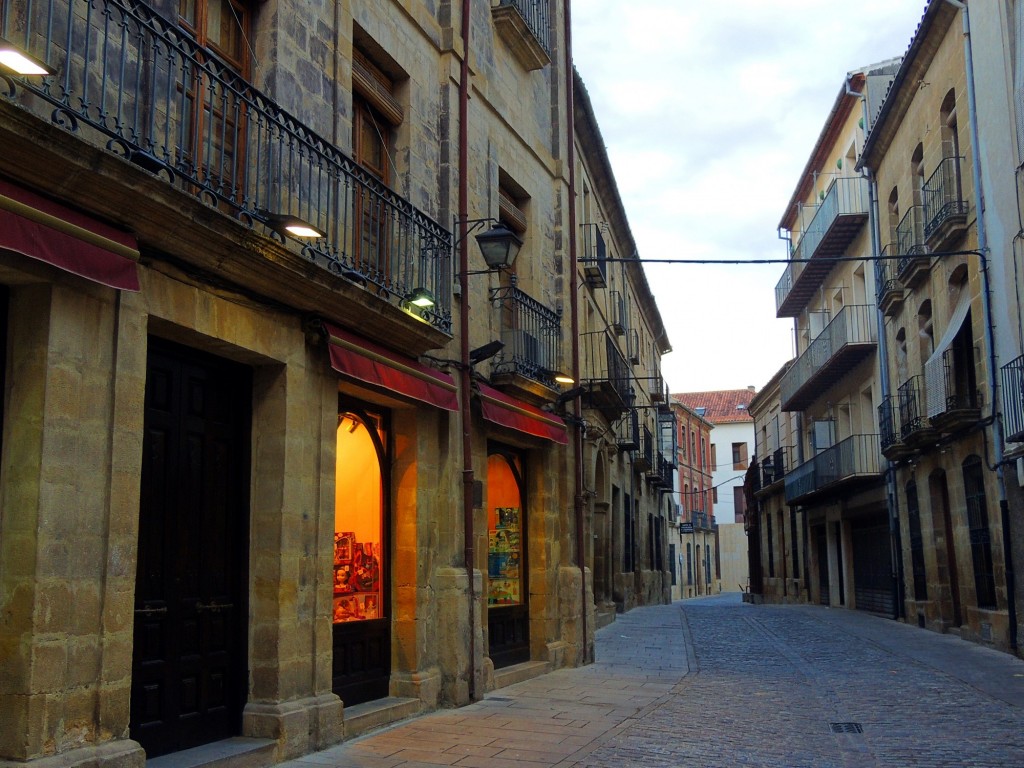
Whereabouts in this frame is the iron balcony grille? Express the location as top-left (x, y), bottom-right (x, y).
top-left (878, 395), bottom-right (899, 451)
top-left (759, 445), bottom-right (791, 488)
top-left (580, 330), bottom-right (632, 415)
top-left (497, 0), bottom-right (552, 55)
top-left (783, 434), bottom-right (881, 503)
top-left (923, 156), bottom-right (969, 241)
top-left (608, 289), bottom-right (627, 335)
top-left (898, 376), bottom-right (927, 437)
top-left (490, 283), bottom-right (562, 386)
top-left (581, 223), bottom-right (607, 287)
top-left (1001, 353), bottom-right (1024, 442)
top-left (780, 304), bottom-right (877, 409)
top-left (0, 0), bottom-right (453, 332)
top-left (896, 205), bottom-right (928, 275)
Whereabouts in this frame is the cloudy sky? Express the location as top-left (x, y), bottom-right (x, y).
top-left (571, 2), bottom-right (928, 394)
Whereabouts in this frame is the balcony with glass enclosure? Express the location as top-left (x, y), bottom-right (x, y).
top-left (776, 176), bottom-right (870, 317)
top-left (780, 304), bottom-right (877, 411)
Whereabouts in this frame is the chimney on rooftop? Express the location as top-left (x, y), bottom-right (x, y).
top-left (747, 385), bottom-right (755, 392)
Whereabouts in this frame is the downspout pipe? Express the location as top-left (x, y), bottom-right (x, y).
top-left (562, 0), bottom-right (589, 663)
top-left (458, 0), bottom-right (478, 700)
top-left (944, 0), bottom-right (1016, 652)
top-left (848, 70), bottom-right (905, 620)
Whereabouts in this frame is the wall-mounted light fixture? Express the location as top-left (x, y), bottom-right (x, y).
top-left (469, 340), bottom-right (504, 366)
top-left (0, 38), bottom-right (55, 76)
top-left (406, 287), bottom-right (436, 308)
top-left (260, 211), bottom-right (325, 239)
top-left (455, 217), bottom-right (522, 274)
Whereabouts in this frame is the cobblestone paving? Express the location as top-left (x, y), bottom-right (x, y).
top-left (282, 595), bottom-right (1024, 768)
top-left (577, 596), bottom-right (1024, 768)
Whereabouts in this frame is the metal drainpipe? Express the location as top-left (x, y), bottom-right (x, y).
top-left (562, 0), bottom-right (589, 663)
top-left (944, 0), bottom-right (1017, 652)
top-left (458, 0), bottom-right (477, 700)
top-left (847, 70), bottom-right (905, 620)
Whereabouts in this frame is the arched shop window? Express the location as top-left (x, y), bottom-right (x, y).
top-left (333, 410), bottom-right (385, 624)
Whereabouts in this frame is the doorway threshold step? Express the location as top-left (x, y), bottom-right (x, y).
top-left (146, 738), bottom-right (276, 768)
top-left (493, 660), bottom-right (550, 690)
top-left (344, 696), bottom-right (421, 739)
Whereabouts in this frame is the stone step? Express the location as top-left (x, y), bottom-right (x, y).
top-left (492, 659), bottom-right (550, 690)
top-left (343, 696), bottom-right (421, 739)
top-left (146, 737), bottom-right (276, 768)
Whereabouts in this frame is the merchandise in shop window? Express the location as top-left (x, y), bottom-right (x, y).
top-left (333, 531), bottom-right (381, 623)
top-left (488, 507), bottom-right (521, 605)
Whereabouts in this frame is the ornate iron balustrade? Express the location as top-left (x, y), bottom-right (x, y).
top-left (784, 434), bottom-right (881, 503)
top-left (780, 304), bottom-right (876, 408)
top-left (898, 376), bottom-right (928, 436)
top-left (0, 0), bottom-right (453, 331)
top-left (496, 0), bottom-right (551, 55)
top-left (1001, 353), bottom-right (1024, 442)
top-left (490, 282), bottom-right (562, 386)
top-left (923, 156), bottom-right (969, 240)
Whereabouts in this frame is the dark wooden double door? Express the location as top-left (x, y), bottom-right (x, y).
top-left (131, 339), bottom-right (251, 757)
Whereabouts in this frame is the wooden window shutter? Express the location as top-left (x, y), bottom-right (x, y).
top-left (498, 189), bottom-right (528, 233)
top-left (352, 49), bottom-right (403, 126)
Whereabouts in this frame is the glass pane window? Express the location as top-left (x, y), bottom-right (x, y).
top-left (333, 412), bottom-right (385, 623)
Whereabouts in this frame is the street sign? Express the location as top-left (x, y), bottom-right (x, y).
top-left (680, 523), bottom-right (694, 534)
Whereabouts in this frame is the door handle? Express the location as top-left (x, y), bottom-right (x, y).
top-left (196, 601), bottom-right (234, 613)
top-left (134, 606), bottom-right (168, 616)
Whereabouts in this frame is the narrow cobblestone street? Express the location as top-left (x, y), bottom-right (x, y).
top-left (282, 595), bottom-right (1024, 768)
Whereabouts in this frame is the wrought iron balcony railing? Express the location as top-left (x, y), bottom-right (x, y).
top-left (897, 375), bottom-right (931, 441)
top-left (896, 205), bottom-right (929, 288)
top-left (581, 223), bottom-right (607, 288)
top-left (581, 330), bottom-right (632, 417)
top-left (634, 424), bottom-right (654, 472)
top-left (0, 0), bottom-right (453, 331)
top-left (923, 156), bottom-right (969, 246)
top-left (878, 395), bottom-right (900, 451)
top-left (496, 0), bottom-right (552, 55)
top-left (780, 304), bottom-right (876, 410)
top-left (490, 282), bottom-right (563, 387)
top-left (775, 176), bottom-right (869, 317)
top-left (608, 289), bottom-right (627, 335)
top-left (1001, 354), bottom-right (1024, 442)
top-left (874, 247), bottom-right (904, 316)
top-left (784, 434), bottom-right (881, 503)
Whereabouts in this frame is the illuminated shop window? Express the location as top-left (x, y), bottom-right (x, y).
top-left (333, 411), bottom-right (384, 623)
top-left (487, 453), bottom-right (523, 606)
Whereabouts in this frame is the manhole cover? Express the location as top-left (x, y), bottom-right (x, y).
top-left (830, 722), bottom-right (864, 734)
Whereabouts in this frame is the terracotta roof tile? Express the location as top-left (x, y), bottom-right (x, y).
top-left (671, 389), bottom-right (756, 424)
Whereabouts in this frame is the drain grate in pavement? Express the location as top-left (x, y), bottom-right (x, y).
top-left (829, 722), bottom-right (864, 734)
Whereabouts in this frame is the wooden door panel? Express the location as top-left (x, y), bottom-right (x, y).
top-left (131, 340), bottom-right (250, 757)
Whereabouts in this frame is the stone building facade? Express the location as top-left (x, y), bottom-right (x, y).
top-left (670, 400), bottom-right (717, 599)
top-left (0, 1), bottom-right (673, 767)
top-left (751, 0), bottom-right (1023, 657)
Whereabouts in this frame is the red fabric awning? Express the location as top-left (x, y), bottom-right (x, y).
top-left (324, 323), bottom-right (459, 411)
top-left (0, 179), bottom-right (140, 291)
top-left (477, 383), bottom-right (568, 445)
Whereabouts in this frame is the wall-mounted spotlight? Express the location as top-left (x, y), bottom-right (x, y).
top-left (0, 39), bottom-right (55, 76)
top-left (406, 287), bottom-right (436, 308)
top-left (469, 340), bottom-right (504, 366)
top-left (261, 211), bottom-right (325, 239)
